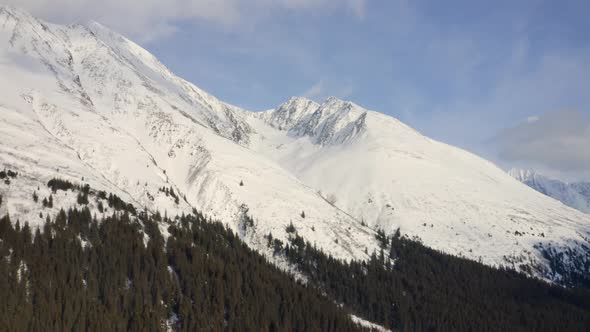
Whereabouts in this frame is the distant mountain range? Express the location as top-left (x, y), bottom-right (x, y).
top-left (509, 169), bottom-right (590, 214)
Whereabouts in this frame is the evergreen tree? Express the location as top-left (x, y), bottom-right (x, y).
top-left (286, 222), bottom-right (296, 233)
top-left (77, 191), bottom-right (89, 205)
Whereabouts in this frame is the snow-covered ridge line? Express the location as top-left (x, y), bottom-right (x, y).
top-left (258, 96), bottom-right (374, 145)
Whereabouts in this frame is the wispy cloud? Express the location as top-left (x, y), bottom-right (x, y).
top-left (303, 80), bottom-right (326, 99)
top-left (346, 0), bottom-right (367, 19)
top-left (3, 0), bottom-right (366, 42)
top-left (390, 7), bottom-right (590, 162)
top-left (302, 80), bottom-right (354, 101)
top-left (494, 109), bottom-right (590, 180)
top-left (3, 0), bottom-right (241, 42)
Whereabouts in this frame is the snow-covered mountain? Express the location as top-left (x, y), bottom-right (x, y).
top-left (0, 6), bottom-right (589, 285)
top-left (251, 97), bottom-right (590, 283)
top-left (509, 169), bottom-right (590, 214)
top-left (0, 5), bottom-right (378, 264)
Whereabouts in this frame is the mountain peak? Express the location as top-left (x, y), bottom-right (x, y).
top-left (280, 96), bottom-right (319, 112)
top-left (323, 95), bottom-right (347, 104)
top-left (0, 4), bottom-right (22, 16)
top-left (85, 19), bottom-right (109, 32)
top-left (0, 5), bottom-right (38, 25)
top-left (322, 96), bottom-right (354, 108)
top-left (319, 97), bottom-right (369, 118)
top-left (285, 95), bottom-right (315, 104)
top-left (258, 95), bottom-right (371, 145)
top-left (83, 19), bottom-right (129, 45)
top-left (324, 95), bottom-right (341, 102)
top-left (259, 96), bottom-right (319, 131)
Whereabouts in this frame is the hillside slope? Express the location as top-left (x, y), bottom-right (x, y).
top-left (0, 6), bottom-right (379, 264)
top-left (251, 97), bottom-right (590, 283)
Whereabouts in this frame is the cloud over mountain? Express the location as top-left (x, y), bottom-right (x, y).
top-left (2, 0), bottom-right (366, 41)
top-left (497, 109), bottom-right (590, 179)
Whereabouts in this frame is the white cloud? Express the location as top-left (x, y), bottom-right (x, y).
top-left (2, 0), bottom-right (242, 42)
top-left (265, 0), bottom-right (366, 18)
top-left (401, 39), bottom-right (590, 159)
top-left (302, 80), bottom-right (354, 101)
top-left (2, 0), bottom-right (366, 42)
top-left (303, 80), bottom-right (326, 99)
top-left (495, 109), bottom-right (590, 178)
top-left (347, 0), bottom-right (367, 19)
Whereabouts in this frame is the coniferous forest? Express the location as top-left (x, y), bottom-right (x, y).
top-left (0, 182), bottom-right (589, 331)
top-left (277, 232), bottom-right (590, 331)
top-left (0, 209), bottom-right (360, 332)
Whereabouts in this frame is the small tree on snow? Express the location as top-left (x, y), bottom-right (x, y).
top-left (286, 222), bottom-right (296, 234)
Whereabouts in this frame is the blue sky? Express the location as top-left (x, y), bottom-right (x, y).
top-left (7, 0), bottom-right (590, 180)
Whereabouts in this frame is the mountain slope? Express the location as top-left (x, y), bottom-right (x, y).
top-left (0, 6), bottom-right (379, 264)
top-left (509, 169), bottom-right (590, 214)
top-left (250, 97), bottom-right (590, 283)
top-left (0, 6), bottom-right (589, 285)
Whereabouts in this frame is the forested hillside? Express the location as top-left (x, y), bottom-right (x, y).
top-left (273, 229), bottom-right (590, 331)
top-left (0, 208), bottom-right (361, 332)
top-left (1, 181), bottom-right (590, 331)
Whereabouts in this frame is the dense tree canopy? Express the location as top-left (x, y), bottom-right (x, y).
top-left (0, 209), bottom-right (361, 332)
top-left (276, 231), bottom-right (590, 331)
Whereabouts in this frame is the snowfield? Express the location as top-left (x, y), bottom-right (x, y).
top-left (0, 6), bottom-right (589, 284)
